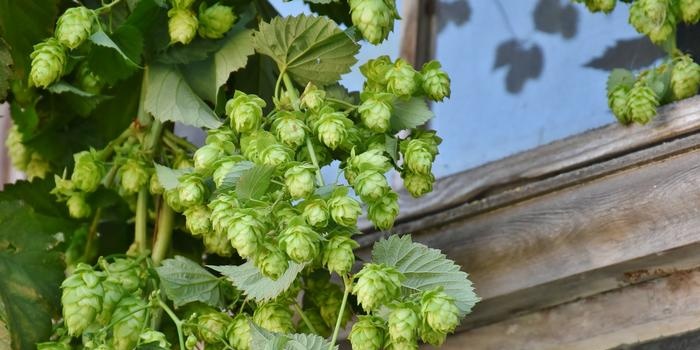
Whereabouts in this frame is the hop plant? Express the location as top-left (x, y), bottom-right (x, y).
top-left (626, 80), bottom-right (659, 124)
top-left (72, 151), bottom-right (103, 193)
top-left (403, 139), bottom-right (435, 175)
top-left (111, 296), bottom-right (148, 350)
top-left (301, 198), bottom-right (329, 227)
top-left (255, 241), bottom-right (289, 279)
top-left (419, 323), bottom-right (447, 347)
top-left (284, 164), bottom-right (316, 199)
top-left (253, 301), bottom-right (294, 333)
top-left (203, 225), bottom-right (235, 256)
top-left (212, 155), bottom-right (245, 187)
top-left (279, 223), bottom-right (321, 263)
top-left (97, 280), bottom-right (124, 325)
top-left (349, 0), bottom-right (399, 45)
top-left (67, 193), bottom-right (92, 219)
top-left (198, 3), bottom-right (236, 39)
top-left (680, 0), bottom-right (700, 24)
top-left (322, 235), bottom-right (359, 275)
top-left (420, 288), bottom-right (460, 334)
top-left (421, 60), bottom-right (451, 101)
top-left (37, 342), bottom-right (71, 350)
top-left (103, 258), bottom-right (142, 293)
top-left (226, 91), bottom-right (266, 133)
top-left (345, 148), bottom-right (392, 184)
top-left (628, 0), bottom-right (676, 44)
top-left (61, 263), bottom-right (104, 336)
top-left (197, 311), bottom-right (232, 344)
top-left (402, 171), bottom-right (434, 198)
top-left (358, 92), bottom-right (393, 132)
top-left (300, 83), bottom-right (326, 111)
top-left (194, 143), bottom-right (226, 172)
top-left (352, 263), bottom-right (404, 312)
top-left (584, 0), bottom-right (616, 13)
top-left (227, 314), bottom-right (252, 350)
top-left (119, 158), bottom-right (149, 194)
top-left (164, 187), bottom-right (185, 212)
top-left (297, 307), bottom-right (332, 337)
top-left (177, 173), bottom-right (207, 207)
top-left (387, 303), bottom-right (420, 343)
top-left (670, 55), bottom-right (700, 101)
top-left (318, 285), bottom-right (352, 328)
top-left (386, 58), bottom-right (420, 97)
top-left (349, 315), bottom-right (386, 350)
top-left (55, 6), bottom-right (94, 49)
top-left (354, 171), bottom-right (390, 201)
top-left (328, 189), bottom-right (362, 227)
top-left (259, 143), bottom-right (294, 166)
top-left (150, 173), bottom-right (165, 195)
top-left (140, 330), bottom-right (171, 348)
top-left (76, 61), bottom-right (104, 94)
top-left (315, 111), bottom-right (353, 150)
top-left (184, 205), bottom-right (213, 235)
top-left (608, 85), bottom-right (630, 124)
top-left (368, 190), bottom-right (399, 230)
top-left (29, 38), bottom-right (67, 88)
top-left (227, 210), bottom-right (265, 258)
top-left (168, 8), bottom-right (199, 45)
top-left (361, 55), bottom-right (392, 91)
top-left (272, 112), bottom-right (307, 148)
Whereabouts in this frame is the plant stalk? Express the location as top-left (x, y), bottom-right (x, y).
top-left (151, 203), bottom-right (175, 265)
top-left (133, 188), bottom-right (148, 255)
top-left (306, 137), bottom-right (325, 187)
top-left (293, 303), bottom-right (318, 335)
top-left (158, 298), bottom-right (185, 350)
top-left (328, 275), bottom-right (352, 350)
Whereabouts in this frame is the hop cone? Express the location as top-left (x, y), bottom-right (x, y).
top-left (29, 38), bottom-right (67, 88)
top-left (61, 263), bottom-right (104, 336)
top-left (259, 143), bottom-right (293, 166)
top-left (177, 173), bottom-right (207, 207)
top-left (328, 192), bottom-right (362, 227)
top-left (168, 8), bottom-right (199, 44)
top-left (300, 83), bottom-right (326, 111)
top-left (628, 0), bottom-right (676, 44)
top-left (680, 0), bottom-right (700, 24)
top-left (359, 93), bottom-right (393, 132)
top-left (26, 153), bottom-right (51, 180)
top-left (285, 164), bottom-right (316, 199)
top-left (227, 314), bottom-right (252, 350)
top-left (352, 263), bottom-right (404, 312)
top-left (254, 241), bottom-right (289, 280)
top-left (226, 91), bottom-right (266, 133)
top-left (209, 191), bottom-right (239, 233)
top-left (302, 198), bottom-right (329, 228)
top-left (670, 55), bottom-right (700, 101)
top-left (402, 171), bottom-right (434, 198)
top-left (420, 287), bottom-right (460, 333)
top-left (607, 85), bottom-right (630, 124)
top-left (111, 296), bottom-right (148, 350)
top-left (360, 55), bottom-right (392, 91)
top-left (322, 235), bottom-right (359, 275)
top-left (140, 330), bottom-right (171, 348)
top-left (354, 171), bottom-right (389, 201)
top-left (119, 158), bottom-right (149, 194)
top-left (273, 112), bottom-right (307, 148)
top-left (368, 190), bottom-right (399, 230)
top-left (349, 0), bottom-right (399, 45)
top-left (315, 111), bottom-right (352, 150)
top-left (388, 304), bottom-right (419, 343)
top-left (227, 211), bottom-right (264, 258)
top-left (584, 0), bottom-right (616, 13)
top-left (37, 342), bottom-right (71, 350)
top-left (213, 155), bottom-right (245, 187)
top-left (72, 151), bottom-right (103, 193)
top-left (76, 62), bottom-right (104, 94)
top-left (349, 315), bottom-right (386, 350)
top-left (198, 3), bottom-right (236, 39)
top-left (5, 124), bottom-right (29, 170)
top-left (279, 224), bottom-right (321, 263)
top-left (184, 205), bottom-right (212, 236)
top-left (67, 193), bottom-right (92, 219)
top-left (164, 187), bottom-right (185, 213)
top-left (386, 58), bottom-right (419, 96)
top-left (97, 280), bottom-right (124, 325)
top-left (419, 323), bottom-right (447, 346)
top-left (421, 60), bottom-right (451, 101)
top-left (203, 226), bottom-right (234, 256)
top-left (197, 311), bottom-right (232, 344)
top-left (253, 301), bottom-right (294, 333)
top-left (150, 173), bottom-right (164, 195)
top-left (194, 142), bottom-right (226, 173)
top-left (626, 81), bottom-right (659, 124)
top-left (403, 139), bottom-right (434, 175)
top-left (55, 7), bottom-right (94, 49)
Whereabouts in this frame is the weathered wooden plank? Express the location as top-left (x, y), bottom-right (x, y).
top-left (360, 95), bottom-right (700, 232)
top-left (436, 269), bottom-right (700, 350)
top-left (612, 329), bottom-right (700, 350)
top-left (360, 143), bottom-right (700, 330)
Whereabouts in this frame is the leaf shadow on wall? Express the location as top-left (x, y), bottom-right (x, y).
top-left (437, 0), bottom-right (472, 33)
top-left (583, 37), bottom-right (665, 71)
top-left (493, 40), bottom-right (544, 94)
top-left (533, 0), bottom-right (578, 39)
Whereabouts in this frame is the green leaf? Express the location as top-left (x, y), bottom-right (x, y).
top-left (389, 97), bottom-right (434, 132)
top-left (144, 63), bottom-right (223, 129)
top-left (371, 235), bottom-right (480, 317)
top-left (155, 256), bottom-right (224, 308)
top-left (0, 178), bottom-right (67, 217)
top-left (0, 201), bottom-right (74, 350)
top-left (89, 29), bottom-right (141, 67)
top-left (253, 15), bottom-right (359, 86)
top-left (606, 68), bottom-right (635, 93)
top-left (214, 161), bottom-right (255, 194)
top-left (47, 81), bottom-right (95, 97)
top-left (384, 135), bottom-right (399, 163)
top-left (235, 165), bottom-right (276, 202)
top-left (154, 163), bottom-right (190, 191)
top-left (87, 25), bottom-right (144, 84)
top-left (209, 261), bottom-right (304, 302)
top-left (0, 38), bottom-right (12, 102)
top-left (249, 324), bottom-right (337, 350)
top-left (0, 319), bottom-right (9, 350)
top-left (306, 0), bottom-right (352, 27)
top-left (157, 37), bottom-right (224, 65)
top-left (285, 333), bottom-right (337, 350)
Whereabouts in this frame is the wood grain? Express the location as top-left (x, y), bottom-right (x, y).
top-left (434, 269), bottom-right (700, 350)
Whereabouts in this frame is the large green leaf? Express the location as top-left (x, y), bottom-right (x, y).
top-left (235, 165), bottom-right (275, 202)
top-left (154, 163), bottom-right (190, 191)
top-left (155, 256), bottom-right (224, 307)
top-left (213, 161), bottom-right (255, 195)
top-left (253, 15), bottom-right (359, 86)
top-left (390, 97), bottom-right (434, 132)
top-left (89, 29), bottom-right (141, 67)
top-left (144, 63), bottom-right (222, 129)
top-left (249, 324), bottom-right (337, 350)
top-left (0, 201), bottom-right (74, 350)
top-left (0, 38), bottom-right (11, 102)
top-left (371, 235), bottom-right (480, 317)
top-left (209, 261), bottom-right (304, 302)
top-left (87, 25), bottom-right (144, 85)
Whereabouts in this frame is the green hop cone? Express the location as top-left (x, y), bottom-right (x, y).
top-left (419, 323), bottom-right (447, 346)
top-left (253, 301), bottom-right (294, 333)
top-left (300, 83), bottom-right (326, 111)
top-left (119, 158), bottom-right (149, 194)
top-left (584, 0), bottom-right (616, 13)
top-left (349, 0), bottom-right (399, 45)
top-left (403, 139), bottom-right (435, 175)
top-left (328, 191), bottom-right (362, 227)
top-left (254, 241), bottom-right (289, 280)
top-left (172, 0), bottom-right (195, 8)
top-left (227, 211), bottom-right (264, 258)
top-left (168, 8), bottom-right (199, 45)
top-left (212, 155), bottom-right (245, 187)
top-left (274, 204), bottom-right (301, 230)
top-left (61, 263), bottom-right (104, 336)
top-left (111, 296), bottom-right (148, 350)
top-left (322, 235), bottom-right (359, 275)
top-left (301, 198), bottom-right (329, 227)
top-left (272, 112), bottom-right (307, 148)
top-left (359, 92), bottom-right (393, 132)
top-left (97, 280), bottom-right (124, 325)
top-left (349, 315), bottom-right (386, 350)
top-left (354, 171), bottom-right (390, 201)
top-left (670, 55), bottom-right (700, 101)
top-left (386, 58), bottom-right (420, 97)
top-left (402, 171), bottom-right (434, 198)
top-left (297, 307), bottom-right (332, 337)
top-left (26, 153), bottom-right (51, 180)
top-left (5, 124), bottom-right (29, 170)
top-left (197, 311), bottom-right (232, 344)
top-left (420, 287), bottom-right (460, 334)
top-left (345, 148), bottom-right (392, 184)
top-left (184, 205), bottom-right (212, 236)
top-left (140, 330), bottom-right (171, 348)
top-left (177, 173), bottom-right (207, 207)
top-left (165, 187), bottom-right (185, 212)
top-left (67, 193), bottom-right (92, 219)
top-left (103, 258), bottom-right (142, 293)
top-left (421, 60), bottom-right (451, 101)
top-left (206, 126), bottom-right (238, 148)
top-left (76, 62), bottom-right (104, 94)
top-left (388, 303), bottom-right (420, 343)
top-left (626, 80), bottom-right (659, 125)
top-left (368, 190), bottom-right (399, 230)
top-left (384, 339), bottom-right (418, 350)
top-left (361, 55), bottom-right (392, 91)
top-left (352, 263), bottom-right (404, 312)
top-left (29, 38), bottom-right (67, 88)
top-left (608, 85), bottom-right (630, 124)
top-left (194, 143), bottom-right (226, 173)
top-left (227, 314), bottom-right (252, 350)
top-left (55, 6), bottom-right (94, 49)
top-left (209, 191), bottom-right (238, 233)
top-left (71, 151), bottom-right (103, 193)
top-left (315, 111), bottom-right (353, 150)
top-left (185, 335), bottom-right (198, 350)
top-left (37, 342), bottom-right (71, 350)
top-left (680, 0), bottom-right (700, 24)
top-left (226, 91), bottom-right (266, 133)
top-left (259, 143), bottom-right (294, 166)
top-left (204, 226), bottom-right (234, 256)
top-left (198, 3), bottom-right (236, 39)
top-left (284, 163), bottom-right (316, 199)
top-left (279, 224), bottom-right (321, 263)
top-left (628, 0), bottom-right (676, 44)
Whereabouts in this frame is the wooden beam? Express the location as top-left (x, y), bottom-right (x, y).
top-left (435, 269), bottom-right (700, 350)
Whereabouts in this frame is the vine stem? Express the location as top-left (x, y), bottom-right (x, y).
top-left (293, 303), bottom-right (318, 335)
top-left (328, 275), bottom-right (352, 350)
top-left (133, 188), bottom-right (148, 255)
top-left (151, 203), bottom-right (175, 265)
top-left (158, 298), bottom-right (185, 350)
top-left (83, 207), bottom-right (102, 262)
